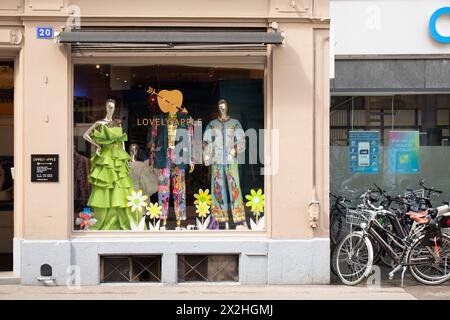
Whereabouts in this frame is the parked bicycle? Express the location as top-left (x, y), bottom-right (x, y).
top-left (330, 193), bottom-right (353, 246)
top-left (334, 191), bottom-right (450, 286)
top-left (331, 180), bottom-right (445, 269)
top-left (406, 179), bottom-right (443, 211)
top-left (330, 189), bottom-right (384, 275)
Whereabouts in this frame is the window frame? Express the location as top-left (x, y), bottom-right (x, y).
top-left (69, 53), bottom-right (272, 237)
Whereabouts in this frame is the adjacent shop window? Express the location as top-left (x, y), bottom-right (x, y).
top-left (73, 64), bottom-right (266, 232)
top-left (330, 95), bottom-right (450, 201)
top-left (178, 254), bottom-right (239, 282)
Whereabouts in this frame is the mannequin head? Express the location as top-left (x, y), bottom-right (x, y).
top-left (105, 99), bottom-right (116, 120)
top-left (217, 99), bottom-right (228, 117)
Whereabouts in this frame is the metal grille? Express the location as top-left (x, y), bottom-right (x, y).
top-left (101, 256), bottom-right (161, 283)
top-left (178, 255), bottom-right (239, 282)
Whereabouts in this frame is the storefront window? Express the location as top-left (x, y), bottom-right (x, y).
top-left (330, 94), bottom-right (450, 202)
top-left (73, 64), bottom-right (265, 232)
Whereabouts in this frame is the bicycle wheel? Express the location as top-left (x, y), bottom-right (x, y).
top-left (380, 250), bottom-right (395, 268)
top-left (377, 219), bottom-right (396, 267)
top-left (370, 235), bottom-right (383, 265)
top-left (407, 233), bottom-right (450, 285)
top-left (371, 224), bottom-right (393, 267)
top-left (331, 235), bottom-right (364, 277)
top-left (335, 232), bottom-right (374, 285)
top-left (330, 211), bottom-right (350, 246)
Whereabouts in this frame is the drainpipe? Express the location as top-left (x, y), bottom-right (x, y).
top-left (309, 30), bottom-right (330, 231)
top-left (309, 30), bottom-right (320, 230)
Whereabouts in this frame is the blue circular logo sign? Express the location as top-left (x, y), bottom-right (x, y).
top-left (429, 7), bottom-right (450, 43)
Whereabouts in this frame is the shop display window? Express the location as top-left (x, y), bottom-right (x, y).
top-left (330, 94), bottom-right (450, 201)
top-left (73, 64), bottom-right (265, 232)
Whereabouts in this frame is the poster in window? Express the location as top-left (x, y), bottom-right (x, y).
top-left (349, 131), bottom-right (380, 173)
top-left (388, 131), bottom-right (420, 174)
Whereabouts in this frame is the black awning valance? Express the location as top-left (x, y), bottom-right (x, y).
top-left (57, 31), bottom-right (284, 45)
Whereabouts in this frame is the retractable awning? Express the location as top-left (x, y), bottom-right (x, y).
top-left (57, 30), bottom-right (285, 45)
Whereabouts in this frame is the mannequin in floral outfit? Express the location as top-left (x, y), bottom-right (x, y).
top-left (203, 99), bottom-right (246, 228)
top-left (149, 110), bottom-right (194, 229)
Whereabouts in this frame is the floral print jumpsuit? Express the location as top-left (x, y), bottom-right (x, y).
top-left (203, 118), bottom-right (246, 223)
top-left (149, 112), bottom-right (194, 221)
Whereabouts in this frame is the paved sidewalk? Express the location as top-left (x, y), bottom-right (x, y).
top-left (0, 284), bottom-right (415, 300)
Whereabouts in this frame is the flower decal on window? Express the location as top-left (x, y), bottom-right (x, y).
top-left (194, 189), bottom-right (212, 206)
top-left (196, 201), bottom-right (210, 218)
top-left (146, 202), bottom-right (162, 231)
top-left (194, 189), bottom-right (212, 230)
top-left (126, 190), bottom-right (148, 213)
top-left (245, 189), bottom-right (265, 213)
top-left (246, 189), bottom-right (265, 230)
top-left (130, 216), bottom-right (146, 231)
top-left (127, 190), bottom-right (149, 231)
top-left (75, 207), bottom-right (97, 230)
top-left (146, 202), bottom-right (162, 219)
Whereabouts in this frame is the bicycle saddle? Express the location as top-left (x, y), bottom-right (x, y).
top-left (406, 211), bottom-right (430, 224)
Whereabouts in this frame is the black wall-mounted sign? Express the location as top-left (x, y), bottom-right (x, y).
top-left (31, 154), bottom-right (59, 182)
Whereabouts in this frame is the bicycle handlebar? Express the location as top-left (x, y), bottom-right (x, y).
top-left (373, 183), bottom-right (387, 196)
top-left (419, 179), bottom-right (443, 195)
top-left (329, 193), bottom-right (352, 203)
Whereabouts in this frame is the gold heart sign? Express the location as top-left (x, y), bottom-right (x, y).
top-left (147, 87), bottom-right (188, 114)
top-left (157, 89), bottom-right (182, 113)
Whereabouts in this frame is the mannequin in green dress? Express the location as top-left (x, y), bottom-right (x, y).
top-left (82, 99), bottom-right (134, 230)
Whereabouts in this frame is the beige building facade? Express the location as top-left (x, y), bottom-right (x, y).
top-left (0, 0), bottom-right (330, 285)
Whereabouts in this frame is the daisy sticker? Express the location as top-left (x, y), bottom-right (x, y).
top-left (126, 190), bottom-right (148, 213)
top-left (194, 189), bottom-right (212, 206)
top-left (147, 202), bottom-right (162, 219)
top-left (195, 195), bottom-right (211, 230)
top-left (146, 202), bottom-right (162, 231)
top-left (246, 189), bottom-right (265, 230)
top-left (245, 189), bottom-right (265, 214)
top-left (196, 201), bottom-right (210, 219)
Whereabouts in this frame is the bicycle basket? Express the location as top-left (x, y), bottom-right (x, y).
top-left (345, 208), bottom-right (369, 226)
top-left (404, 189), bottom-right (425, 199)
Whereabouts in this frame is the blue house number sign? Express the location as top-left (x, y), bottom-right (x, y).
top-left (429, 7), bottom-right (450, 44)
top-left (36, 27), bottom-right (54, 39)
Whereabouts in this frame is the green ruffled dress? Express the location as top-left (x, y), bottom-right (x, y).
top-left (87, 124), bottom-right (134, 230)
